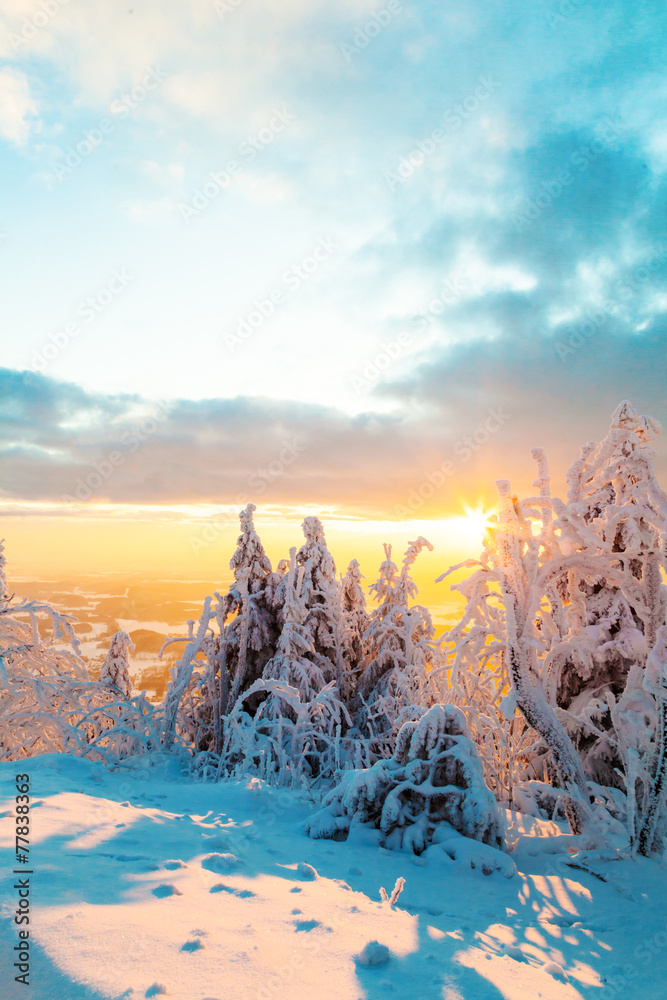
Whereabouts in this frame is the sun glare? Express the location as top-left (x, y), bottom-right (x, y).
top-left (443, 504), bottom-right (494, 551)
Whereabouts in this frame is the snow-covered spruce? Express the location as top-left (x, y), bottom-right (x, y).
top-left (222, 503), bottom-right (281, 707)
top-left (159, 504), bottom-right (282, 753)
top-left (554, 402), bottom-right (667, 791)
top-left (100, 631), bottom-right (134, 699)
top-left (305, 704), bottom-right (503, 854)
top-left (287, 516), bottom-right (341, 686)
top-left (339, 559), bottom-right (368, 702)
top-left (218, 550), bottom-right (350, 783)
top-left (355, 538), bottom-right (442, 757)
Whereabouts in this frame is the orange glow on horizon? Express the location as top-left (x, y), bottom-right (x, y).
top-left (1, 501), bottom-right (490, 626)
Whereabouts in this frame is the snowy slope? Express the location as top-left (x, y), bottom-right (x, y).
top-left (1, 754), bottom-right (666, 1000)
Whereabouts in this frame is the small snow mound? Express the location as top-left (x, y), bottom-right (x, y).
top-left (439, 837), bottom-right (516, 878)
top-left (544, 961), bottom-right (567, 978)
top-left (295, 862), bottom-right (318, 880)
top-left (152, 884), bottom-right (182, 898)
top-left (202, 836), bottom-right (230, 850)
top-left (181, 938), bottom-right (206, 952)
top-left (503, 944), bottom-right (525, 962)
top-left (145, 984), bottom-right (167, 997)
top-left (201, 852), bottom-right (241, 873)
top-left (356, 941), bottom-right (391, 967)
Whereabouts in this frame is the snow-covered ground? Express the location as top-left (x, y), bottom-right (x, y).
top-left (1, 754), bottom-right (666, 1000)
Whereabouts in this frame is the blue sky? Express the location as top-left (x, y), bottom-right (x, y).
top-left (0, 0), bottom-right (666, 512)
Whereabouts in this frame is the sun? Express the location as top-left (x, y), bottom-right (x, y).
top-left (447, 504), bottom-right (495, 549)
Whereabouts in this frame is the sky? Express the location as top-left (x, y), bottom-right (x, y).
top-left (0, 0), bottom-right (666, 579)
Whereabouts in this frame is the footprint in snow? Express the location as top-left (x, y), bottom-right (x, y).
top-left (152, 884), bottom-right (182, 898)
top-left (182, 939), bottom-right (206, 952)
top-left (202, 853), bottom-right (241, 873)
top-left (542, 914), bottom-right (576, 928)
top-left (145, 985), bottom-right (167, 997)
top-left (209, 883), bottom-right (256, 898)
top-left (295, 919), bottom-right (323, 933)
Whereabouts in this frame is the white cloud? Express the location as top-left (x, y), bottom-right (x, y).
top-left (0, 67), bottom-right (39, 146)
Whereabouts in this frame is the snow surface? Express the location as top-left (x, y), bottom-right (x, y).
top-left (2, 754), bottom-right (667, 1000)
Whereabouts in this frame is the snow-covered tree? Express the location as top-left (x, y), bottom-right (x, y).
top-left (263, 553), bottom-right (327, 706)
top-left (306, 704), bottom-right (503, 854)
top-left (550, 402), bottom-right (667, 790)
top-left (221, 504), bottom-right (279, 705)
top-left (0, 539), bottom-right (10, 606)
top-left (441, 470), bottom-right (608, 838)
top-left (638, 626), bottom-right (667, 854)
top-left (440, 403), bottom-right (667, 845)
top-left (339, 559), bottom-right (368, 702)
top-left (161, 504), bottom-right (281, 754)
top-left (100, 631), bottom-right (134, 699)
top-left (220, 550), bottom-right (350, 784)
top-left (160, 595), bottom-right (217, 751)
top-left (0, 546), bottom-right (156, 761)
top-left (356, 538), bottom-right (441, 756)
top-left (290, 516), bottom-right (341, 686)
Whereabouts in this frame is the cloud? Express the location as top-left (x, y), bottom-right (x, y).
top-left (1, 366), bottom-right (665, 519)
top-left (0, 67), bottom-right (39, 145)
top-left (0, 0), bottom-right (666, 480)
top-left (0, 369), bottom-right (433, 510)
